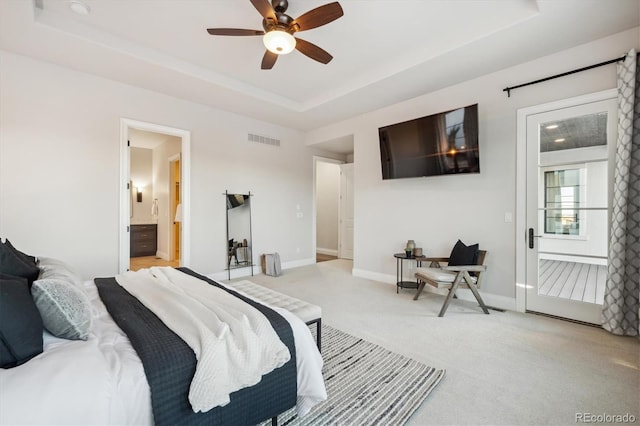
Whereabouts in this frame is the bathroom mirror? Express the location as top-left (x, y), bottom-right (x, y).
top-left (225, 191), bottom-right (253, 279)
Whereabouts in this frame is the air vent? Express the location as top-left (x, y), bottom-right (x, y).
top-left (248, 133), bottom-right (280, 147)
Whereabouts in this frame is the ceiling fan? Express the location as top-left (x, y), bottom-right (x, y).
top-left (207, 0), bottom-right (344, 70)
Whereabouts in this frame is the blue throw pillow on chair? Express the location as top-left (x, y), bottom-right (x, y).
top-left (448, 240), bottom-right (479, 266)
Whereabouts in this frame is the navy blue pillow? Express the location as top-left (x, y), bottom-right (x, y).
top-left (4, 239), bottom-right (37, 267)
top-left (0, 274), bottom-right (44, 368)
top-left (0, 241), bottom-right (40, 285)
top-left (448, 240), bottom-right (479, 266)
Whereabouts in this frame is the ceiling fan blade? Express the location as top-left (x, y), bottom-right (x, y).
top-left (293, 2), bottom-right (343, 32)
top-left (250, 0), bottom-right (276, 21)
top-left (294, 37), bottom-right (333, 64)
top-left (207, 28), bottom-right (265, 36)
top-left (261, 50), bottom-right (278, 69)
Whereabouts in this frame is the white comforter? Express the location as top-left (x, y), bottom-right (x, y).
top-left (115, 267), bottom-right (291, 412)
top-left (0, 273), bottom-right (326, 425)
top-left (0, 281), bottom-right (153, 425)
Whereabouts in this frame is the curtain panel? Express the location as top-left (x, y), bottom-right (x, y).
top-left (602, 49), bottom-right (640, 336)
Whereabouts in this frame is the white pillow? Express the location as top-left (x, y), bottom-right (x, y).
top-left (31, 278), bottom-right (92, 340)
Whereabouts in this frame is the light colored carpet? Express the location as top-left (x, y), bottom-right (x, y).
top-left (230, 259), bottom-right (639, 425)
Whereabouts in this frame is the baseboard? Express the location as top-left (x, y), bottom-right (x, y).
top-left (282, 257), bottom-right (316, 270)
top-left (207, 265), bottom-right (256, 281)
top-left (316, 247), bottom-right (338, 256)
top-left (353, 268), bottom-right (517, 312)
top-left (352, 268), bottom-right (396, 285)
top-left (155, 251), bottom-right (169, 260)
top-left (208, 257), bottom-right (315, 281)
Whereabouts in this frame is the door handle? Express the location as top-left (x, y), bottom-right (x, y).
top-left (528, 228), bottom-right (542, 249)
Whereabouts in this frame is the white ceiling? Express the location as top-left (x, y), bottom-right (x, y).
top-left (129, 128), bottom-right (179, 150)
top-left (1, 0), bottom-right (638, 139)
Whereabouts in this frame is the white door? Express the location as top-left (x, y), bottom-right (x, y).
top-left (339, 163), bottom-right (354, 260)
top-left (524, 94), bottom-right (616, 324)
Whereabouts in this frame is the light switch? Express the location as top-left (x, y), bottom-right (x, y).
top-left (297, 212), bottom-right (303, 218)
top-left (504, 212), bottom-right (513, 223)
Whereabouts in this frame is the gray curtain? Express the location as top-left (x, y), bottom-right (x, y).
top-left (602, 49), bottom-right (640, 336)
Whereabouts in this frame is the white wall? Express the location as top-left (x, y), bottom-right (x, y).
top-left (130, 147), bottom-right (155, 224)
top-left (152, 137), bottom-right (181, 259)
top-left (315, 161), bottom-right (340, 255)
top-left (0, 51), bottom-right (343, 279)
top-left (305, 28), bottom-right (639, 307)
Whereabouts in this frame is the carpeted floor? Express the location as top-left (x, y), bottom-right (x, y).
top-left (231, 259), bottom-right (640, 425)
top-left (271, 324), bottom-right (444, 425)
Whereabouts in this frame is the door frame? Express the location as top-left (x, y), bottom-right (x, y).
top-left (515, 89), bottom-right (616, 313)
top-left (338, 163), bottom-right (354, 260)
top-left (119, 118), bottom-right (191, 273)
top-left (312, 156), bottom-right (344, 262)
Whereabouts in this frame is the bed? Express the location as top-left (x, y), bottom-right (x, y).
top-left (0, 251), bottom-right (326, 426)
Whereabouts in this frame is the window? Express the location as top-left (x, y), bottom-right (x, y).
top-left (543, 168), bottom-right (584, 236)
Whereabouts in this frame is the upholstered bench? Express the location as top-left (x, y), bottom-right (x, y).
top-left (228, 280), bottom-right (322, 351)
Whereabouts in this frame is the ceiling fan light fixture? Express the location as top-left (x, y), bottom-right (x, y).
top-left (263, 30), bottom-right (296, 55)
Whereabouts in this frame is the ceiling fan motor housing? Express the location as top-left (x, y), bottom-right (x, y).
top-left (262, 12), bottom-right (296, 33)
top-left (272, 0), bottom-right (288, 13)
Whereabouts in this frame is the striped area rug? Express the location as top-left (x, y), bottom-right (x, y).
top-left (271, 324), bottom-right (445, 425)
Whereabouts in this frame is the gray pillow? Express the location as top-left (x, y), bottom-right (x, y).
top-left (31, 278), bottom-right (92, 341)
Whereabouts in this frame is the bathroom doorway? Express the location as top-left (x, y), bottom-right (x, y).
top-left (119, 119), bottom-right (191, 273)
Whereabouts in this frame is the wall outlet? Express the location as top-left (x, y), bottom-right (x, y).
top-left (297, 212), bottom-right (303, 218)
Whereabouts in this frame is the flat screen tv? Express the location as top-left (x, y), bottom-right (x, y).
top-left (378, 103), bottom-right (479, 180)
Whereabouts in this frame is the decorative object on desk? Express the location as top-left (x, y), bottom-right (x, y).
top-left (262, 324), bottom-right (445, 426)
top-left (413, 247), bottom-right (423, 257)
top-left (405, 239), bottom-right (415, 257)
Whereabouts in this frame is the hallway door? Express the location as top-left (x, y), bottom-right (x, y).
top-left (339, 163), bottom-right (354, 260)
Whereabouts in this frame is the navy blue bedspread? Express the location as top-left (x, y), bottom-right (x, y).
top-left (95, 267), bottom-right (297, 426)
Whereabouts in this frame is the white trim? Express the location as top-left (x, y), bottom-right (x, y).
top-left (316, 248), bottom-right (338, 256)
top-left (120, 118), bottom-right (191, 273)
top-left (155, 250), bottom-right (170, 260)
top-left (283, 257), bottom-right (316, 270)
top-left (208, 258), bottom-right (316, 282)
top-left (515, 89), bottom-right (616, 314)
top-left (353, 268), bottom-right (396, 285)
top-left (354, 268), bottom-right (517, 311)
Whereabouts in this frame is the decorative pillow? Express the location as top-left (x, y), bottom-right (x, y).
top-left (448, 239), bottom-right (479, 266)
top-left (0, 240), bottom-right (39, 285)
top-left (0, 274), bottom-right (44, 368)
top-left (37, 257), bottom-right (83, 289)
top-left (4, 239), bottom-right (37, 267)
top-left (31, 278), bottom-right (92, 341)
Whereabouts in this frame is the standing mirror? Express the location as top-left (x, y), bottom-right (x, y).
top-left (225, 191), bottom-right (253, 279)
